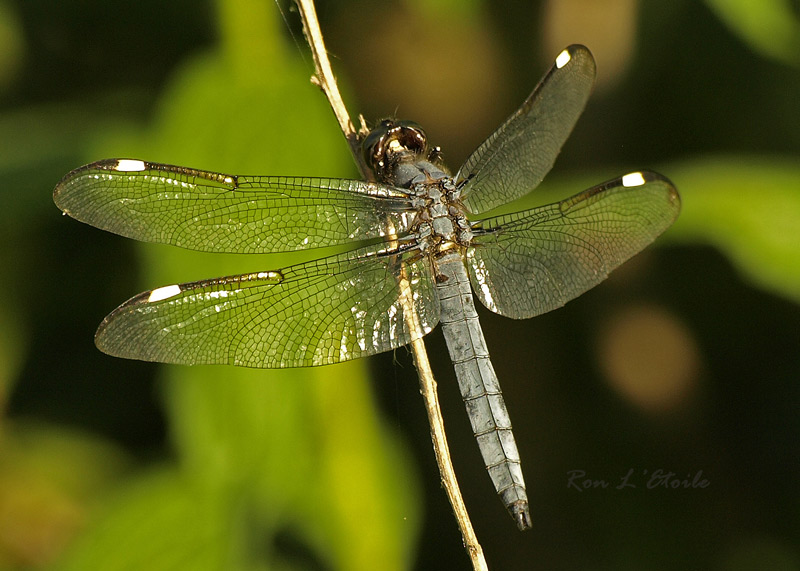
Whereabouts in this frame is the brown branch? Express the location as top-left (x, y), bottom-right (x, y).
top-left (292, 1), bottom-right (488, 568)
top-left (293, 0), bottom-right (370, 179)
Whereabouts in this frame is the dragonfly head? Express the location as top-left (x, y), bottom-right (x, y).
top-left (363, 119), bottom-right (442, 183)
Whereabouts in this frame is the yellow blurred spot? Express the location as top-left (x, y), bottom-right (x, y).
top-left (329, 4), bottom-right (509, 163)
top-left (0, 473), bottom-right (83, 567)
top-left (595, 305), bottom-right (700, 413)
top-left (0, 3), bottom-right (24, 91)
top-left (542, 0), bottom-right (638, 88)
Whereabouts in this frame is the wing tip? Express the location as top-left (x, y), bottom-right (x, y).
top-left (558, 44), bottom-right (597, 74)
top-left (622, 170), bottom-right (681, 211)
top-left (94, 288), bottom-right (153, 352)
top-left (53, 158), bottom-right (146, 209)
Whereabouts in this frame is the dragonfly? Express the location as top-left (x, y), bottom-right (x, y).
top-left (53, 45), bottom-right (680, 530)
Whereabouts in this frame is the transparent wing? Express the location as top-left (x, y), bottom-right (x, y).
top-left (466, 172), bottom-right (680, 319)
top-left (53, 159), bottom-right (415, 253)
top-left (95, 243), bottom-right (440, 368)
top-left (457, 45), bottom-right (596, 214)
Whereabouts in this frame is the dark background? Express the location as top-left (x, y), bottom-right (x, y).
top-left (2, 0), bottom-right (799, 569)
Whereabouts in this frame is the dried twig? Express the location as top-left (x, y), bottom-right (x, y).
top-left (292, 1), bottom-right (488, 568)
top-left (293, 0), bottom-right (370, 179)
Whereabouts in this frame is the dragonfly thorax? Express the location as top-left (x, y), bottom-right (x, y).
top-left (363, 119), bottom-right (472, 252)
top-left (411, 178), bottom-right (473, 254)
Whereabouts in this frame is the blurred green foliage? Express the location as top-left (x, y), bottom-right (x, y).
top-left (669, 157), bottom-right (800, 304)
top-left (1, 0), bottom-right (799, 569)
top-left (3, 0), bottom-right (419, 569)
top-left (705, 0), bottom-right (800, 66)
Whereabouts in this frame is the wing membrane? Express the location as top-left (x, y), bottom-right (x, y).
top-left (53, 159), bottom-right (415, 253)
top-left (457, 45), bottom-right (596, 214)
top-left (467, 172), bottom-right (680, 319)
top-left (95, 243), bottom-right (440, 368)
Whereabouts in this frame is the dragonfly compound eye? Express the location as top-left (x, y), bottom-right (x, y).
top-left (362, 119), bottom-right (429, 175)
top-left (394, 121), bottom-right (427, 154)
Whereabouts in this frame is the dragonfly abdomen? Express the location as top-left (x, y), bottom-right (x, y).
top-left (434, 251), bottom-right (531, 530)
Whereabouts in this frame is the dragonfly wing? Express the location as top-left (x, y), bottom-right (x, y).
top-left (95, 243), bottom-right (440, 368)
top-left (466, 172), bottom-right (680, 319)
top-left (457, 45), bottom-right (596, 214)
top-left (53, 159), bottom-right (415, 253)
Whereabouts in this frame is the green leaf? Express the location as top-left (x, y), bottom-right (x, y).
top-left (56, 469), bottom-right (238, 571)
top-left (666, 156), bottom-right (800, 304)
top-left (705, 0), bottom-right (800, 66)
